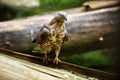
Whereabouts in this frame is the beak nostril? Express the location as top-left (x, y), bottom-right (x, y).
top-left (63, 16), bottom-right (67, 21)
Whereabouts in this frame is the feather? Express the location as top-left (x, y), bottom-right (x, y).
top-left (32, 11), bottom-right (68, 64)
top-left (36, 25), bottom-right (50, 44)
top-left (63, 31), bottom-right (68, 44)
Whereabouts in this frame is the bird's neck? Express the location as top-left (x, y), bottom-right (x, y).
top-left (49, 18), bottom-right (65, 27)
top-left (57, 20), bottom-right (65, 27)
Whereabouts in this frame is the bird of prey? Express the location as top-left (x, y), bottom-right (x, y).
top-left (32, 11), bottom-right (68, 64)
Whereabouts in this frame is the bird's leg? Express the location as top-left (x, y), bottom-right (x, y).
top-left (53, 46), bottom-right (61, 64)
top-left (43, 53), bottom-right (50, 64)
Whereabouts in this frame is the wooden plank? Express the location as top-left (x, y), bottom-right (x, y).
top-left (0, 54), bottom-right (63, 80)
top-left (0, 48), bottom-right (117, 80)
top-left (0, 52), bottom-right (90, 80)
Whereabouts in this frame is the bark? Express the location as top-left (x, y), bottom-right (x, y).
top-left (83, 0), bottom-right (120, 11)
top-left (0, 6), bottom-right (119, 56)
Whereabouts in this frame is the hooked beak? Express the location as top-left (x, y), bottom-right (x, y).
top-left (63, 16), bottom-right (67, 21)
top-left (64, 17), bottom-right (67, 21)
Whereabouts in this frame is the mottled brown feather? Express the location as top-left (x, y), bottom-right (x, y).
top-left (33, 11), bottom-right (68, 64)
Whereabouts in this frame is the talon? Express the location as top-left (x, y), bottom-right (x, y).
top-left (53, 57), bottom-right (61, 64)
top-left (43, 56), bottom-right (50, 64)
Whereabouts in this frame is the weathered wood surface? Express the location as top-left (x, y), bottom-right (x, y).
top-left (0, 48), bottom-right (117, 80)
top-left (0, 6), bottom-right (120, 56)
top-left (0, 50), bottom-right (97, 80)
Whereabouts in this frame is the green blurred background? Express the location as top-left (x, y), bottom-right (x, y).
top-left (16, 0), bottom-right (89, 18)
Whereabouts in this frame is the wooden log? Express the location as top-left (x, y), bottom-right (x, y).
top-left (83, 0), bottom-right (120, 11)
top-left (0, 0), bottom-right (40, 10)
top-left (0, 6), bottom-right (119, 56)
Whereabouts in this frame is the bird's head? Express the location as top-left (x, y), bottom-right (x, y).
top-left (55, 11), bottom-right (67, 21)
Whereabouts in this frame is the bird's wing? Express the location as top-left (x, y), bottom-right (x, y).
top-left (63, 30), bottom-right (68, 44)
top-left (36, 25), bottom-right (50, 44)
top-left (32, 24), bottom-right (50, 53)
top-left (32, 45), bottom-right (40, 53)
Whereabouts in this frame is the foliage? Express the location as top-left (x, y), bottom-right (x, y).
top-left (61, 49), bottom-right (112, 67)
top-left (16, 0), bottom-right (90, 18)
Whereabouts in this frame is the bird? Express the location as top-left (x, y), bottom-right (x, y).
top-left (32, 11), bottom-right (68, 64)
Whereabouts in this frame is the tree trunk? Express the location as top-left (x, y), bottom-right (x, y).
top-left (0, 6), bottom-right (119, 56)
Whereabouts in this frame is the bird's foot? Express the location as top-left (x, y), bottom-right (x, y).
top-left (53, 57), bottom-right (61, 65)
top-left (43, 56), bottom-right (50, 64)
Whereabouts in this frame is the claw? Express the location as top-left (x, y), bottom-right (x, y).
top-left (53, 57), bottom-right (61, 64)
top-left (43, 54), bottom-right (50, 64)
